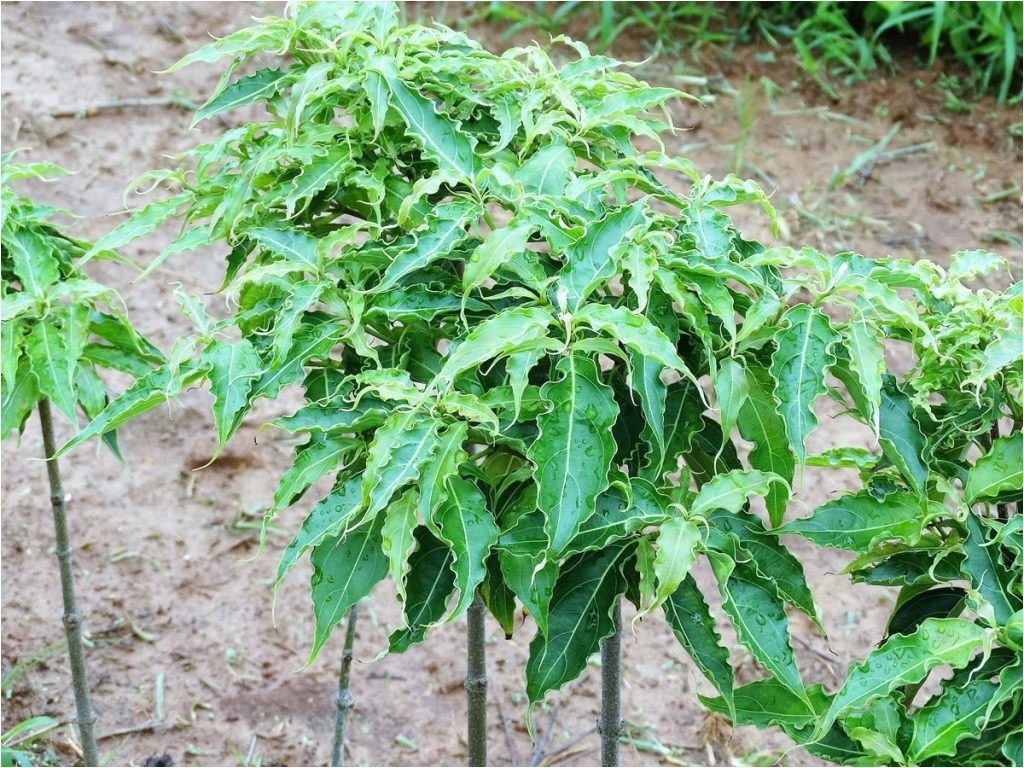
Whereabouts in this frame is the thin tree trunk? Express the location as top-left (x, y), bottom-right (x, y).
top-left (331, 603), bottom-right (359, 767)
top-left (38, 399), bottom-right (99, 766)
top-left (599, 600), bottom-right (622, 767)
top-left (466, 594), bottom-right (488, 767)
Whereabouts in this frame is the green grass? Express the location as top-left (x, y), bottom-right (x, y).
top-left (479, 1), bottom-right (1023, 104)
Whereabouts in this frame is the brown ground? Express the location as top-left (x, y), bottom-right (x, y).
top-left (1, 3), bottom-right (1020, 767)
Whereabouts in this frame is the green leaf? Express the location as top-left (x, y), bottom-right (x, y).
top-left (87, 193), bottom-right (191, 258)
top-left (362, 69), bottom-right (388, 137)
top-left (514, 142), bottom-right (575, 195)
top-left (910, 675), bottom-right (1002, 763)
top-left (525, 540), bottom-right (633, 713)
top-left (709, 552), bottom-right (806, 700)
top-left (0, 322), bottom-right (19, 395)
top-left (277, 475), bottom-right (363, 590)
top-left (878, 376), bottom-right (929, 496)
top-left (736, 365), bottom-right (794, 527)
top-left (712, 358), bottom-right (748, 447)
top-left (779, 489), bottom-right (924, 551)
top-left (962, 514), bottom-right (1016, 626)
top-left (377, 68), bottom-right (481, 177)
top-left (203, 339), bottom-right (262, 450)
top-left (643, 380), bottom-right (704, 482)
top-left (360, 414), bottom-right (442, 519)
top-left (382, 489), bottom-right (419, 606)
top-left (251, 318), bottom-right (342, 401)
top-left (374, 201), bottom-right (480, 293)
top-left (193, 68), bottom-right (290, 125)
top-left (388, 527), bottom-right (456, 653)
top-left (248, 226), bottom-right (318, 269)
top-left (416, 422), bottom-right (469, 526)
top-left (649, 517), bottom-right (701, 614)
top-left (0, 359), bottom-right (38, 440)
top-left (481, 554), bottom-right (517, 638)
top-left (506, 347), bottom-right (546, 424)
top-left (25, 318), bottom-right (78, 424)
top-left (965, 435), bottom-right (1022, 504)
top-left (529, 354), bottom-right (618, 555)
top-left (462, 222), bottom-right (534, 295)
top-left (164, 22), bottom-right (292, 72)
top-left (700, 678), bottom-right (818, 731)
top-left (434, 476), bottom-right (499, 621)
top-left (139, 225), bottom-right (214, 278)
top-left (563, 481), bottom-right (668, 556)
top-left (434, 306), bottom-right (552, 385)
top-left (559, 202), bottom-right (646, 310)
top-left (815, 618), bottom-right (989, 738)
top-left (664, 574), bottom-right (734, 717)
top-left (274, 435), bottom-right (356, 509)
top-left (270, 283), bottom-right (323, 366)
top-left (770, 304), bottom-right (839, 467)
top-left (689, 469), bottom-right (785, 520)
top-left (844, 318), bottom-right (885, 433)
top-left (709, 508), bottom-right (821, 629)
top-left (573, 303), bottom-right (698, 384)
top-left (7, 229), bottom-right (59, 295)
top-left (56, 366), bottom-right (199, 456)
top-left (308, 511), bottom-right (388, 662)
top-left (284, 146), bottom-right (354, 214)
top-left (498, 544), bottom-right (557, 635)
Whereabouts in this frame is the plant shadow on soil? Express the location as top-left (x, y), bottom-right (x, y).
top-left (1, 2), bottom-right (1020, 766)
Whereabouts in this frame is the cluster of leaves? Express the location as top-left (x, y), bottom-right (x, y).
top-left (58, 3), bottom-right (1022, 763)
top-left (1, 156), bottom-right (163, 451)
top-left (700, 249), bottom-right (1023, 765)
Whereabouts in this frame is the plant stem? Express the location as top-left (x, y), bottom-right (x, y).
top-left (599, 600), bottom-right (622, 767)
top-left (38, 398), bottom-right (99, 766)
top-left (331, 603), bottom-right (359, 767)
top-left (466, 594), bottom-right (488, 767)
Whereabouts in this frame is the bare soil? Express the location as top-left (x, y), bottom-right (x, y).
top-left (1, 3), bottom-right (1020, 767)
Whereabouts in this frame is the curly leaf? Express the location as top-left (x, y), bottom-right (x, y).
top-left (709, 508), bottom-right (821, 630)
top-left (388, 527), bottom-right (456, 653)
top-left (878, 376), bottom-right (929, 497)
top-left (779, 489), bottom-right (924, 551)
top-left (525, 540), bottom-right (633, 716)
top-left (373, 201), bottom-right (480, 293)
top-left (965, 435), bottom-right (1022, 504)
top-left (770, 304), bottom-right (839, 467)
top-left (462, 221), bottom-right (534, 295)
top-left (193, 68), bottom-right (290, 125)
top-left (962, 514), bottom-right (1017, 626)
top-left (203, 339), bottom-right (262, 450)
top-left (559, 202), bottom-right (646, 310)
top-left (574, 303), bottom-right (698, 384)
top-left (664, 574), bottom-right (735, 717)
top-left (649, 517), bottom-right (701, 615)
top-left (709, 552), bottom-right (806, 700)
top-left (529, 354), bottom-right (618, 555)
top-left (361, 414), bottom-right (442, 520)
top-left (689, 468), bottom-right (785, 520)
top-left (382, 490), bottom-right (419, 605)
top-left (276, 475), bottom-right (363, 590)
top-left (274, 434), bottom-right (357, 509)
top-left (86, 193), bottom-right (191, 258)
top-left (25, 318), bottom-right (78, 424)
top-left (434, 305), bottom-right (552, 385)
top-left (816, 618), bottom-right (989, 739)
top-left (377, 66), bottom-right (481, 177)
top-left (308, 511), bottom-right (388, 662)
top-left (434, 476), bottom-right (499, 621)
top-left (736, 365), bottom-right (794, 527)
